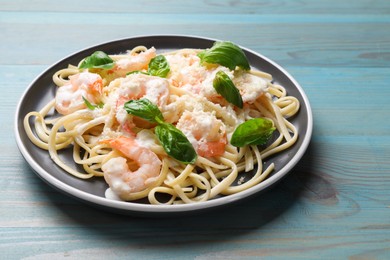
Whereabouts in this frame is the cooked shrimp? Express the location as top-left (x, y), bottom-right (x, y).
top-left (55, 72), bottom-right (103, 115)
top-left (233, 70), bottom-right (268, 104)
top-left (113, 73), bottom-right (170, 107)
top-left (165, 50), bottom-right (233, 102)
top-left (107, 73), bottom-right (170, 132)
top-left (101, 136), bottom-right (162, 199)
top-left (165, 50), bottom-right (205, 90)
top-left (109, 47), bottom-right (156, 78)
top-left (176, 110), bottom-right (227, 157)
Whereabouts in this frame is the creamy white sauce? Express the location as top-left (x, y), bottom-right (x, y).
top-left (135, 129), bottom-right (159, 149)
top-left (234, 71), bottom-right (268, 103)
top-left (105, 188), bottom-right (123, 201)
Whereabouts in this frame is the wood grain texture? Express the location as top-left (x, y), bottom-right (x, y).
top-left (1, 0), bottom-right (390, 259)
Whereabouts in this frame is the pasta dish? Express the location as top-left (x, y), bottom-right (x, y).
top-left (24, 41), bottom-right (299, 204)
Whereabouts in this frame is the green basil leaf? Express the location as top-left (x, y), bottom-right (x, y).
top-left (197, 41), bottom-right (250, 70)
top-left (79, 51), bottom-right (115, 69)
top-left (96, 102), bottom-right (104, 108)
top-left (148, 55), bottom-right (170, 78)
top-left (155, 122), bottom-right (197, 164)
top-left (82, 96), bottom-right (103, 110)
top-left (213, 71), bottom-right (243, 108)
top-left (231, 118), bottom-right (276, 147)
top-left (123, 98), bottom-right (164, 123)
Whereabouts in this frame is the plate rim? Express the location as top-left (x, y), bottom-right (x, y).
top-left (14, 34), bottom-right (313, 215)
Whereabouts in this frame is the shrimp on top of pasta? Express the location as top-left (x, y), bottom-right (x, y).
top-left (24, 41), bottom-right (300, 204)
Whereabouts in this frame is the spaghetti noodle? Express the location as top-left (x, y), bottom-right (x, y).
top-left (24, 42), bottom-right (300, 204)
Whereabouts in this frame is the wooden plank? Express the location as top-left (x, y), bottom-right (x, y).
top-left (1, 20), bottom-right (389, 68)
top-left (1, 0), bottom-right (390, 15)
top-left (2, 11), bottom-right (390, 24)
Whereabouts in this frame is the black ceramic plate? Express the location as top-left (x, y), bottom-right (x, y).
top-left (15, 35), bottom-right (313, 216)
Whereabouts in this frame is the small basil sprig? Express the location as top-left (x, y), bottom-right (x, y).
top-left (124, 98), bottom-right (197, 164)
top-left (155, 122), bottom-right (197, 164)
top-left (127, 55), bottom-right (170, 78)
top-left (82, 96), bottom-right (104, 110)
top-left (79, 51), bottom-right (115, 69)
top-left (230, 118), bottom-right (275, 147)
top-left (197, 41), bottom-right (250, 70)
top-left (213, 71), bottom-right (243, 108)
top-left (148, 55), bottom-right (170, 77)
top-left (123, 98), bottom-right (164, 123)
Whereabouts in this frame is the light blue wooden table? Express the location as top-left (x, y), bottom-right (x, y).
top-left (1, 1), bottom-right (390, 259)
